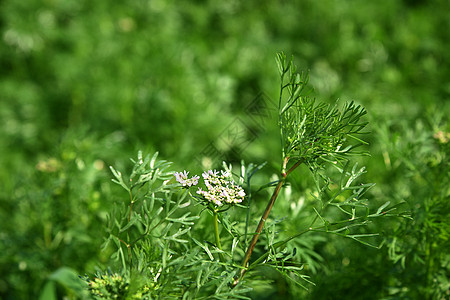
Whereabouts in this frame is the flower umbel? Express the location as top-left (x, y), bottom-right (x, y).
top-left (174, 171), bottom-right (199, 187)
top-left (196, 169), bottom-right (246, 207)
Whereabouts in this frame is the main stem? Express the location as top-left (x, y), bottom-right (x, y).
top-left (239, 176), bottom-right (285, 275)
top-left (233, 158), bottom-right (303, 287)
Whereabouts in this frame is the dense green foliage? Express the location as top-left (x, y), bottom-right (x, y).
top-left (0, 0), bottom-right (448, 299)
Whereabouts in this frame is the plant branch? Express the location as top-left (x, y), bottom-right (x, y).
top-left (247, 214), bottom-right (383, 273)
top-left (234, 157), bottom-right (303, 286)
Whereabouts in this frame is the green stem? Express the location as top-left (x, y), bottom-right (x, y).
top-left (244, 180), bottom-right (252, 251)
top-left (213, 210), bottom-right (225, 262)
top-left (128, 190), bottom-right (134, 222)
top-left (127, 190), bottom-right (134, 274)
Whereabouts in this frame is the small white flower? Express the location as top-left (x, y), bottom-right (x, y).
top-left (174, 171), bottom-right (199, 187)
top-left (195, 167), bottom-right (246, 206)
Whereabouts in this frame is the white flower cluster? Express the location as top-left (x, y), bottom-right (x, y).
top-left (174, 168), bottom-right (246, 207)
top-left (173, 170), bottom-right (199, 187)
top-left (196, 169), bottom-right (246, 207)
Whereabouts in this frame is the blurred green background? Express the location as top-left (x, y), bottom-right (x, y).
top-left (0, 0), bottom-right (448, 299)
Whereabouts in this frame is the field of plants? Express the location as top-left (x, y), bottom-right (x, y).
top-left (0, 0), bottom-right (448, 299)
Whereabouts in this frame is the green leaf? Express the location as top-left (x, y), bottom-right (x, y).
top-left (377, 201), bottom-right (391, 215)
top-left (150, 151), bottom-right (159, 169)
top-left (119, 216), bottom-right (137, 233)
top-left (192, 238), bottom-right (215, 261)
top-left (276, 52), bottom-right (286, 76)
top-left (39, 281), bottom-right (56, 300)
top-left (46, 267), bottom-right (89, 299)
top-left (166, 213), bottom-right (199, 226)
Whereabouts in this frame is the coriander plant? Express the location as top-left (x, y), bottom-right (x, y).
top-left (84, 53), bottom-right (397, 299)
